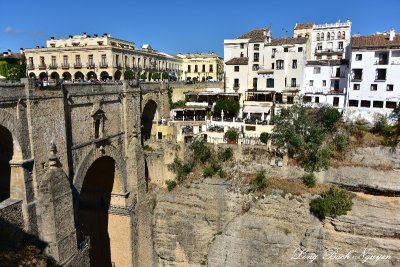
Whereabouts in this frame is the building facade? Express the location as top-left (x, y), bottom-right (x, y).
top-left (24, 33), bottom-right (182, 82)
top-left (177, 53), bottom-right (223, 82)
top-left (347, 29), bottom-right (400, 122)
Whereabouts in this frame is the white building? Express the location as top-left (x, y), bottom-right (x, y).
top-left (302, 59), bottom-right (349, 111)
top-left (347, 28), bottom-right (400, 123)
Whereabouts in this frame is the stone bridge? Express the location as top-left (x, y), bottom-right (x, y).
top-left (0, 79), bottom-right (170, 266)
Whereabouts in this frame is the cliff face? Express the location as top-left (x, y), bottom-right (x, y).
top-left (152, 146), bottom-right (400, 267)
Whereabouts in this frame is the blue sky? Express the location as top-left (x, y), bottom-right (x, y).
top-left (1, 0), bottom-right (399, 56)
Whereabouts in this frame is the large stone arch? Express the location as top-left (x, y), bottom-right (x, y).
top-left (73, 144), bottom-right (127, 194)
top-left (141, 97), bottom-right (159, 141)
top-left (0, 109), bottom-right (28, 160)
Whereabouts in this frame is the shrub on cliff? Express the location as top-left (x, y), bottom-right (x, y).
top-left (249, 168), bottom-right (268, 192)
top-left (165, 180), bottom-right (177, 191)
top-left (310, 185), bottom-right (353, 220)
top-left (218, 147), bottom-right (233, 161)
top-left (303, 173), bottom-right (316, 188)
top-left (167, 158), bottom-right (194, 182)
top-left (259, 132), bottom-right (269, 145)
top-left (190, 137), bottom-right (212, 163)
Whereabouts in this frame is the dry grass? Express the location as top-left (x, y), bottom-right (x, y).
top-left (329, 157), bottom-right (393, 171)
top-left (354, 192), bottom-right (400, 205)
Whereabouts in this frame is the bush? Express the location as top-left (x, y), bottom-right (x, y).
top-left (224, 129), bottom-right (239, 142)
top-left (203, 166), bottom-right (215, 177)
top-left (260, 132), bottom-right (269, 144)
top-left (349, 119), bottom-right (368, 139)
top-left (218, 169), bottom-right (226, 178)
top-left (165, 180), bottom-right (177, 191)
top-left (310, 185), bottom-right (353, 220)
top-left (167, 158), bottom-right (194, 182)
top-left (303, 173), bottom-right (316, 188)
top-left (249, 168), bottom-right (268, 192)
top-left (335, 134), bottom-right (348, 152)
top-left (143, 144), bottom-right (154, 151)
top-left (218, 147), bottom-right (233, 161)
top-left (213, 99), bottom-right (240, 117)
top-left (190, 137), bottom-right (212, 163)
top-left (321, 108), bottom-right (341, 131)
top-left (372, 115), bottom-right (391, 136)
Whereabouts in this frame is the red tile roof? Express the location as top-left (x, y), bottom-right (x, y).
top-left (225, 57), bottom-right (249, 65)
top-left (236, 28), bottom-right (269, 43)
top-left (351, 34), bottom-right (400, 48)
top-left (294, 23), bottom-right (314, 30)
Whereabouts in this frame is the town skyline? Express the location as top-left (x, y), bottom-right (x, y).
top-left (1, 0), bottom-right (400, 56)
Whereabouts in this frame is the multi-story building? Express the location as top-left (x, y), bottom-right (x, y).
top-left (177, 53), bottom-right (223, 82)
top-left (347, 28), bottom-right (400, 122)
top-left (24, 33), bottom-right (182, 82)
top-left (224, 28), bottom-right (272, 95)
top-left (294, 20), bottom-right (352, 111)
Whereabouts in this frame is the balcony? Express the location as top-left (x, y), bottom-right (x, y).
top-left (331, 73), bottom-right (346, 78)
top-left (27, 64), bottom-right (34, 70)
top-left (61, 63), bottom-right (70, 69)
top-left (285, 84), bottom-right (300, 91)
top-left (315, 48), bottom-right (344, 54)
top-left (38, 64), bottom-right (46, 70)
top-left (99, 62), bottom-right (108, 68)
top-left (86, 63), bottom-right (95, 69)
top-left (374, 59), bottom-right (388, 65)
top-left (49, 64), bottom-right (58, 70)
top-left (74, 63), bottom-right (82, 68)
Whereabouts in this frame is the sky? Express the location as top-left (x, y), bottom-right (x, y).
top-left (1, 0), bottom-right (399, 56)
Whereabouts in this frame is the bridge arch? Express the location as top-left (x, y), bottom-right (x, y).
top-left (141, 99), bottom-right (158, 141)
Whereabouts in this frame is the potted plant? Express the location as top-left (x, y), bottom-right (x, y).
top-left (224, 129), bottom-right (239, 144)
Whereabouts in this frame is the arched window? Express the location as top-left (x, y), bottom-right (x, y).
top-left (321, 32), bottom-right (324, 40)
top-left (342, 32), bottom-right (346, 39)
top-left (327, 32), bottom-right (330, 40)
top-left (317, 33), bottom-right (320, 41)
top-left (331, 32), bottom-right (335, 40)
top-left (338, 31), bottom-right (341, 39)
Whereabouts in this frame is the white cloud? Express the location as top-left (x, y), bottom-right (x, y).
top-left (4, 27), bottom-right (44, 36)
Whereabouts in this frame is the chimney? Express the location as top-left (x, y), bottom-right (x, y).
top-left (20, 48), bottom-right (24, 54)
top-left (50, 36), bottom-right (55, 40)
top-left (389, 28), bottom-right (395, 41)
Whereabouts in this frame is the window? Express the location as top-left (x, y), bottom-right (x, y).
top-left (342, 32), bottom-right (346, 39)
top-left (373, 101), bottom-right (384, 108)
top-left (240, 43), bottom-right (244, 49)
top-left (76, 55), bottom-right (81, 66)
top-left (291, 78), bottom-right (297, 87)
top-left (271, 63), bottom-right (274, 69)
top-left (284, 47), bottom-right (289, 52)
top-left (317, 43), bottom-right (322, 51)
top-left (287, 96), bottom-right (294, 104)
top-left (63, 55), bottom-right (68, 65)
top-left (253, 78), bottom-right (258, 89)
top-left (28, 57), bottom-right (33, 67)
top-left (51, 56), bottom-right (56, 66)
top-left (194, 65), bottom-right (198, 72)
top-left (352, 69), bottom-right (363, 80)
top-left (253, 53), bottom-right (259, 62)
top-left (333, 97), bottom-right (339, 107)
top-left (309, 80), bottom-right (314, 86)
top-left (321, 32), bottom-right (324, 40)
top-left (240, 52), bottom-right (244, 58)
top-left (370, 84), bottom-right (377, 91)
top-left (338, 31), bottom-right (341, 39)
top-left (234, 78), bottom-right (239, 87)
top-left (40, 56), bottom-right (45, 66)
top-left (276, 60), bottom-right (284, 69)
top-left (376, 52), bottom-right (388, 65)
top-left (361, 100), bottom-right (371, 107)
top-left (292, 60), bottom-right (297, 69)
top-left (234, 66), bottom-right (239, 72)
top-left (254, 44), bottom-right (259, 50)
top-left (271, 48), bottom-right (276, 58)
top-left (323, 80), bottom-right (326, 86)
top-left (209, 64), bottom-right (213, 72)
top-left (315, 97), bottom-right (319, 103)
top-left (327, 55), bottom-right (332, 60)
top-left (386, 101), bottom-right (397, 109)
top-left (349, 100), bottom-right (359, 107)
top-left (298, 47), bottom-right (303, 52)
top-left (252, 64), bottom-right (259, 71)
top-left (327, 32), bottom-right (330, 40)
top-left (266, 78), bottom-right (274, 88)
top-left (317, 33), bottom-right (320, 41)
top-left (313, 67), bottom-right (321, 74)
top-left (338, 42), bottom-right (343, 49)
top-left (88, 55), bottom-right (94, 67)
top-left (376, 69), bottom-right (387, 80)
top-left (202, 64), bottom-right (205, 72)
top-left (355, 54), bottom-right (362, 61)
top-left (353, 84), bottom-right (360, 90)
top-left (303, 96), bottom-right (312, 103)
top-left (101, 55), bottom-right (106, 66)
top-left (188, 65), bottom-right (191, 73)
top-left (387, 84), bottom-right (394, 91)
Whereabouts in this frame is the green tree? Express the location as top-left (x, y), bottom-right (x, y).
top-left (214, 98), bottom-right (240, 117)
top-left (310, 186), bottom-right (353, 220)
top-left (189, 137), bottom-right (212, 163)
top-left (152, 72), bottom-right (161, 81)
top-left (124, 69), bottom-right (134, 80)
top-left (162, 72), bottom-right (169, 80)
top-left (249, 168), bottom-right (268, 192)
top-left (259, 132), bottom-right (269, 144)
top-left (140, 72), bottom-right (147, 80)
top-left (224, 129), bottom-right (239, 142)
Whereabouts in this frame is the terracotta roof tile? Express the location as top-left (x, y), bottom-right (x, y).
top-left (266, 37), bottom-right (308, 46)
top-left (236, 28), bottom-right (269, 43)
top-left (351, 34), bottom-right (400, 48)
top-left (225, 57), bottom-right (249, 65)
top-left (295, 23), bottom-right (314, 30)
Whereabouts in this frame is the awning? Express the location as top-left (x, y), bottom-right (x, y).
top-left (242, 106), bottom-right (271, 114)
